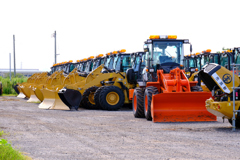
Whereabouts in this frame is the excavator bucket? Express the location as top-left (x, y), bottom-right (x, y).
top-left (151, 92), bottom-right (216, 122)
top-left (58, 88), bottom-right (82, 110)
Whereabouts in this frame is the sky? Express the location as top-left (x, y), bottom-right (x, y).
top-left (0, 0), bottom-right (240, 71)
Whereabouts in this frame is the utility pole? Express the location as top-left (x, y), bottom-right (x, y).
top-left (53, 31), bottom-right (57, 64)
top-left (9, 53), bottom-right (11, 81)
top-left (13, 35), bottom-right (16, 77)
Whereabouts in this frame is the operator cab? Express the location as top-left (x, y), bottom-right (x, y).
top-left (103, 49), bottom-right (131, 73)
top-left (220, 50), bottom-right (234, 70)
top-left (126, 52), bottom-right (146, 84)
top-left (92, 54), bottom-right (105, 70)
top-left (143, 35), bottom-right (192, 82)
top-left (183, 54), bottom-right (197, 72)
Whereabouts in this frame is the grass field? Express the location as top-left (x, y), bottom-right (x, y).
top-left (0, 74), bottom-right (28, 95)
top-left (0, 131), bottom-right (30, 160)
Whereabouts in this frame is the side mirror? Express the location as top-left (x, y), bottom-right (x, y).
top-left (190, 44), bottom-right (193, 54)
top-left (144, 48), bottom-right (149, 52)
top-left (143, 44), bottom-right (149, 52)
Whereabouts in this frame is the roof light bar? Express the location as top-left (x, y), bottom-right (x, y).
top-left (149, 35), bottom-right (177, 39)
top-left (119, 49), bottom-right (126, 53)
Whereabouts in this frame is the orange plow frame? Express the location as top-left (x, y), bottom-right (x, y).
top-left (147, 67), bottom-right (216, 122)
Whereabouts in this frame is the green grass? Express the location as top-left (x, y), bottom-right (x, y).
top-left (2, 94), bottom-right (18, 96)
top-left (0, 131), bottom-right (30, 160)
top-left (0, 74), bottom-right (28, 95)
top-left (0, 131), bottom-right (4, 137)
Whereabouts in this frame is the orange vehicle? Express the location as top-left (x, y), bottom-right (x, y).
top-left (128, 35), bottom-right (216, 122)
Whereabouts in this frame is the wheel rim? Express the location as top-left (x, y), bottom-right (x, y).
top-left (133, 95), bottom-right (137, 111)
top-left (145, 95), bottom-right (148, 112)
top-left (106, 91), bottom-right (119, 105)
top-left (88, 92), bottom-right (95, 105)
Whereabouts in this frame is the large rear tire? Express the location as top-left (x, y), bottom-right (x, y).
top-left (228, 118), bottom-right (240, 128)
top-left (94, 86), bottom-right (106, 109)
top-left (132, 88), bottom-right (145, 118)
top-left (81, 86), bottom-right (99, 109)
top-left (144, 86), bottom-right (159, 121)
top-left (99, 86), bottom-right (124, 110)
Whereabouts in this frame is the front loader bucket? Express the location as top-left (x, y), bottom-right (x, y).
top-left (49, 90), bottom-right (70, 110)
top-left (16, 85), bottom-right (26, 98)
top-left (58, 88), bottom-right (82, 110)
top-left (151, 92), bottom-right (216, 122)
top-left (27, 87), bottom-right (41, 103)
top-left (38, 88), bottom-right (55, 109)
top-left (17, 92), bottom-right (26, 98)
top-left (13, 84), bottom-right (20, 94)
top-left (34, 87), bottom-right (44, 102)
top-left (20, 85), bottom-right (31, 98)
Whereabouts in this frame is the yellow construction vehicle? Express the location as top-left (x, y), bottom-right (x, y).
top-left (37, 59), bottom-right (86, 109)
top-left (58, 49), bottom-right (137, 110)
top-left (186, 50), bottom-right (232, 92)
top-left (129, 35), bottom-right (216, 122)
top-left (199, 47), bottom-right (240, 127)
top-left (13, 62), bottom-right (62, 98)
top-left (38, 54), bottom-right (106, 110)
top-left (183, 54), bottom-right (199, 79)
top-left (21, 61), bottom-right (78, 103)
top-left (15, 73), bottom-right (42, 98)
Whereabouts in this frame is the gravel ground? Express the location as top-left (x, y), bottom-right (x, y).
top-left (0, 96), bottom-right (240, 160)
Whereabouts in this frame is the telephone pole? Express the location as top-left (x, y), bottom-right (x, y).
top-left (54, 31), bottom-right (57, 64)
top-left (9, 53), bottom-right (11, 81)
top-left (13, 35), bottom-right (16, 77)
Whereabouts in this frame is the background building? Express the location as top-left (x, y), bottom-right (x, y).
top-left (0, 69), bottom-right (41, 77)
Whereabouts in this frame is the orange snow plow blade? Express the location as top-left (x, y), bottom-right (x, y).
top-left (151, 92), bottom-right (216, 122)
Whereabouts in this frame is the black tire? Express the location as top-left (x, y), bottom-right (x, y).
top-left (99, 86), bottom-right (125, 110)
top-left (228, 118), bottom-right (240, 128)
top-left (132, 88), bottom-right (145, 118)
top-left (191, 85), bottom-right (203, 92)
top-left (81, 86), bottom-right (99, 109)
top-left (126, 68), bottom-right (136, 84)
top-left (0, 82), bottom-right (2, 96)
top-left (94, 86), bottom-right (106, 110)
top-left (144, 86), bottom-right (159, 121)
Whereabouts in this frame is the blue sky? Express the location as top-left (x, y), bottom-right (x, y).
top-left (0, 0), bottom-right (239, 71)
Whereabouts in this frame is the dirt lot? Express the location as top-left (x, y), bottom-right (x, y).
top-left (0, 96), bottom-right (240, 160)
